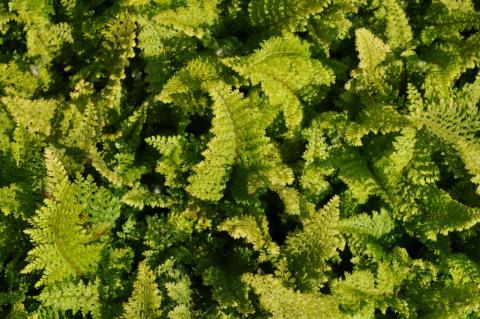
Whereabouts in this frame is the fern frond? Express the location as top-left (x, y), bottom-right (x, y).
top-left (157, 259), bottom-right (195, 319)
top-left (243, 273), bottom-right (343, 319)
top-left (22, 148), bottom-right (104, 287)
top-left (153, 0), bottom-right (219, 38)
top-left (378, 0), bottom-right (413, 50)
top-left (157, 59), bottom-right (229, 115)
top-left (0, 184), bottom-right (20, 216)
top-left (413, 186), bottom-right (480, 240)
top-left (99, 12), bottom-right (137, 111)
top-left (38, 280), bottom-right (100, 318)
top-left (1, 97), bottom-right (58, 136)
top-left (355, 28), bottom-right (390, 71)
top-left (341, 209), bottom-right (395, 262)
top-left (248, 0), bottom-right (331, 32)
top-left (123, 262), bottom-right (162, 319)
top-left (219, 214), bottom-right (279, 261)
top-left (409, 80), bottom-right (480, 193)
top-left (122, 185), bottom-right (170, 210)
top-left (421, 0), bottom-right (480, 45)
top-left (185, 86), bottom-right (238, 201)
top-left (306, 0), bottom-right (362, 54)
top-left (283, 196), bottom-right (344, 291)
top-left (223, 33), bottom-right (334, 136)
top-left (187, 84), bottom-right (293, 201)
top-left (345, 102), bottom-right (408, 146)
top-left (25, 22), bottom-right (73, 63)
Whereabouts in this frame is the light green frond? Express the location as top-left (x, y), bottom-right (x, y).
top-left (223, 33), bottom-right (334, 135)
top-left (410, 79), bottom-right (480, 193)
top-left (345, 103), bottom-right (408, 146)
top-left (332, 259), bottom-right (410, 317)
top-left (341, 209), bottom-right (395, 262)
top-left (43, 147), bottom-right (70, 197)
top-left (146, 135), bottom-right (196, 188)
top-left (333, 147), bottom-right (386, 204)
top-left (283, 196), bottom-right (344, 291)
top-left (185, 86), bottom-right (239, 201)
top-left (278, 187), bottom-right (315, 216)
top-left (0, 62), bottom-right (40, 97)
top-left (307, 0), bottom-right (362, 54)
top-left (248, 0), bottom-right (331, 32)
top-left (219, 214), bottom-right (279, 261)
top-left (0, 184), bottom-right (21, 216)
top-left (414, 186), bottom-right (480, 240)
top-left (355, 28), bottom-right (391, 72)
top-left (341, 209), bottom-right (395, 241)
top-left (59, 0), bottom-right (75, 16)
top-left (243, 273), bottom-right (344, 319)
top-left (153, 0), bottom-right (219, 38)
top-left (1, 97), bottom-right (58, 136)
top-left (87, 147), bottom-right (126, 187)
top-left (187, 84), bottom-right (293, 201)
top-left (26, 22), bottom-right (73, 63)
top-left (123, 262), bottom-right (162, 319)
top-left (157, 259), bottom-right (194, 319)
top-left (157, 59), bottom-right (227, 115)
top-left (22, 148), bottom-right (104, 286)
top-left (347, 28), bottom-right (394, 98)
top-left (99, 12), bottom-right (137, 111)
top-left (38, 280), bottom-right (100, 318)
top-left (122, 185), bottom-right (170, 210)
top-left (379, 0), bottom-right (413, 50)
top-left (421, 0), bottom-right (480, 44)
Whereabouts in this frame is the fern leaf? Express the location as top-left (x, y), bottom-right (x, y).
top-left (283, 196), bottom-right (344, 291)
top-left (187, 84), bottom-right (293, 201)
top-left (223, 33), bottom-right (334, 136)
top-left (381, 0), bottom-right (413, 50)
top-left (153, 0), bottom-right (219, 38)
top-left (243, 273), bottom-right (343, 319)
top-left (248, 0), bottom-right (331, 32)
top-left (410, 80), bottom-right (480, 193)
top-left (185, 86), bottom-right (238, 201)
top-left (355, 28), bottom-right (391, 72)
top-left (22, 148), bottom-right (104, 286)
top-left (38, 280), bottom-right (100, 318)
top-left (1, 97), bottom-right (58, 136)
top-left (123, 262), bottom-right (162, 319)
top-left (219, 214), bottom-right (279, 261)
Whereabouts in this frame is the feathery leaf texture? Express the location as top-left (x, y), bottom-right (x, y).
top-left (22, 148), bottom-right (112, 288)
top-left (224, 33), bottom-right (334, 135)
top-left (1, 0), bottom-right (480, 317)
top-left (249, 0), bottom-right (331, 31)
top-left (123, 262), bottom-right (162, 319)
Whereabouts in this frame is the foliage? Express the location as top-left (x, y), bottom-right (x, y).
top-left (1, 0), bottom-right (480, 318)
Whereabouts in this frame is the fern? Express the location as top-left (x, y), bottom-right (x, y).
top-left (248, 0), bottom-right (331, 32)
top-left (224, 33), bottom-right (334, 136)
top-left (243, 273), bottom-right (343, 319)
top-left (123, 262), bottom-right (162, 319)
top-left (283, 196), bottom-right (344, 291)
top-left (2, 0), bottom-right (480, 317)
top-left (22, 148), bottom-right (104, 287)
top-left (219, 214), bottom-right (279, 261)
top-left (38, 280), bottom-right (100, 318)
top-left (409, 80), bottom-right (480, 193)
top-left (185, 86), bottom-right (239, 201)
top-left (153, 0), bottom-right (219, 39)
top-left (186, 83), bottom-right (293, 201)
top-left (1, 97), bottom-right (58, 136)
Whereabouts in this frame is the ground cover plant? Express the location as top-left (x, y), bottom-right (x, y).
top-left (0, 0), bottom-right (480, 318)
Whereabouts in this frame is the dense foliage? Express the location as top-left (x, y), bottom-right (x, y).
top-left (1, 0), bottom-right (480, 318)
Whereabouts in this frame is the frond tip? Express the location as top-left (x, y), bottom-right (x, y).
top-left (123, 262), bottom-right (162, 319)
